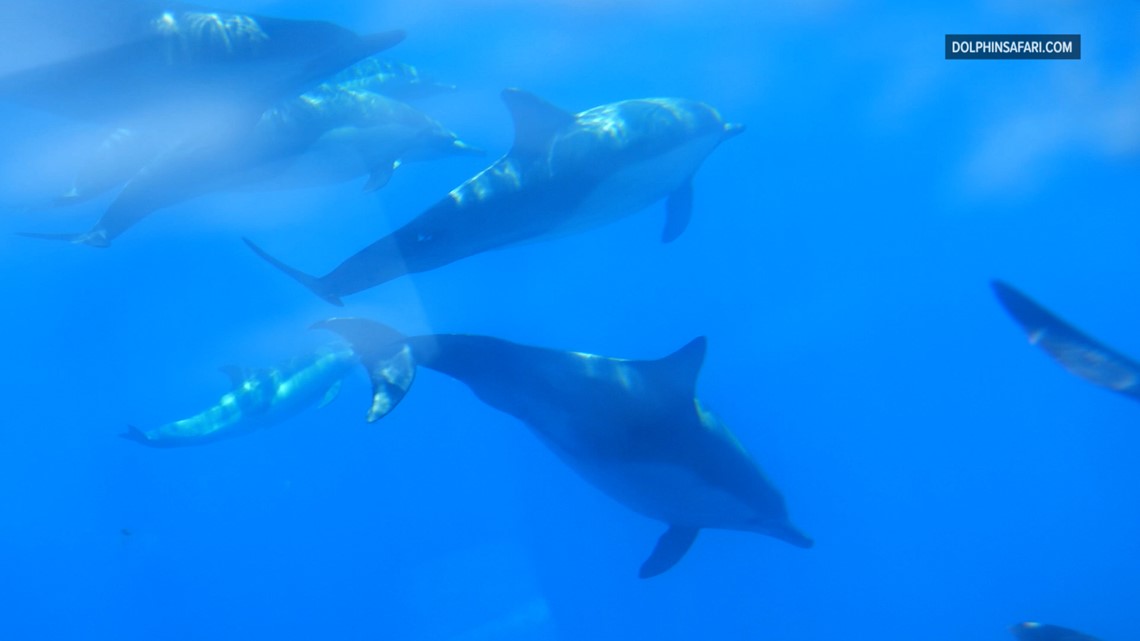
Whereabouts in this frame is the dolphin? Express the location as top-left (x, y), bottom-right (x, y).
top-left (21, 88), bottom-right (478, 247)
top-left (0, 2), bottom-right (406, 130)
top-left (1011, 622), bottom-right (1102, 641)
top-left (124, 344), bottom-right (368, 447)
top-left (316, 318), bottom-right (812, 578)
top-left (992, 280), bottom-right (1140, 402)
top-left (244, 89), bottom-right (744, 305)
top-left (321, 56), bottom-right (457, 102)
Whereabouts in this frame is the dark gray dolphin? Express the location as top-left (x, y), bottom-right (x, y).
top-left (20, 88), bottom-right (478, 247)
top-left (245, 89), bottom-right (744, 305)
top-left (316, 318), bottom-right (812, 578)
top-left (0, 2), bottom-right (405, 129)
top-left (992, 280), bottom-right (1140, 401)
top-left (1011, 622), bottom-right (1102, 641)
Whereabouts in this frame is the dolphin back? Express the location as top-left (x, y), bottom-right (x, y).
top-left (313, 318), bottom-right (416, 421)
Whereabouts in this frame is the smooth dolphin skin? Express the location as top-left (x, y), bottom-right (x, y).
top-left (992, 280), bottom-right (1140, 401)
top-left (0, 2), bottom-right (405, 129)
top-left (245, 89), bottom-right (744, 305)
top-left (316, 318), bottom-right (812, 578)
top-left (21, 88), bottom-right (478, 247)
top-left (1011, 622), bottom-right (1103, 641)
top-left (123, 345), bottom-right (359, 447)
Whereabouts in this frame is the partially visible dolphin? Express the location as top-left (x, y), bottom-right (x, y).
top-left (124, 344), bottom-right (370, 447)
top-left (245, 89), bottom-right (744, 305)
top-left (21, 88), bottom-right (478, 247)
top-left (0, 2), bottom-right (405, 130)
top-left (992, 280), bottom-right (1140, 402)
top-left (322, 57), bottom-right (457, 102)
top-left (316, 318), bottom-right (812, 578)
top-left (1011, 622), bottom-right (1102, 641)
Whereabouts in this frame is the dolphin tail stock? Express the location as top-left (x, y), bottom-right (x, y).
top-left (16, 230), bottom-right (110, 248)
top-left (243, 237), bottom-right (343, 306)
top-left (312, 318), bottom-right (416, 422)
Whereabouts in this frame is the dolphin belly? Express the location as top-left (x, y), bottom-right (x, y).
top-left (565, 455), bottom-right (767, 529)
top-left (551, 132), bottom-right (724, 239)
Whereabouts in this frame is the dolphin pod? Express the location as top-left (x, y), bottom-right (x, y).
top-left (313, 317), bottom-right (812, 578)
top-left (244, 89), bottom-right (743, 305)
top-left (992, 280), bottom-right (1140, 402)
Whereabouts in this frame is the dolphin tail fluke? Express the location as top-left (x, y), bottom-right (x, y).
top-left (639, 526), bottom-right (699, 579)
top-left (16, 230), bottom-right (110, 248)
top-left (243, 238), bottom-right (343, 306)
top-left (313, 318), bottom-right (416, 422)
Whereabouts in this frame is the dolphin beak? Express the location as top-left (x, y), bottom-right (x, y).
top-left (722, 122), bottom-right (746, 140)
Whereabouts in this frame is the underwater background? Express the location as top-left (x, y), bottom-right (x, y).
top-left (1, 1), bottom-right (1138, 639)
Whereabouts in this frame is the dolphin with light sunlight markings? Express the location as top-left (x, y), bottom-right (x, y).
top-left (245, 89), bottom-right (743, 305)
top-left (316, 318), bottom-right (812, 578)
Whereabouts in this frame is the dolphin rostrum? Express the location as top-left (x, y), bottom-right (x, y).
top-left (316, 318), bottom-right (812, 578)
top-left (124, 344), bottom-right (368, 447)
top-left (992, 280), bottom-right (1140, 402)
top-left (245, 89), bottom-right (744, 305)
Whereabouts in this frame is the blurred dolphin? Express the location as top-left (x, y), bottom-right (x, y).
top-left (41, 56), bottom-right (463, 210)
top-left (21, 88), bottom-right (479, 246)
top-left (316, 318), bottom-right (812, 578)
top-left (123, 344), bottom-right (369, 447)
top-left (0, 1), bottom-right (405, 132)
top-left (245, 89), bottom-right (744, 305)
top-left (992, 280), bottom-right (1140, 402)
top-left (1011, 622), bottom-right (1102, 641)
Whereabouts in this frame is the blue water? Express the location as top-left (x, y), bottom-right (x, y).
top-left (1, 2), bottom-right (1138, 639)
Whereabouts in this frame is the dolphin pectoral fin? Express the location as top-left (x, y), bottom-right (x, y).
top-left (313, 318), bottom-right (416, 422)
top-left (318, 380), bottom-right (343, 409)
top-left (639, 526), bottom-right (700, 578)
top-left (362, 162), bottom-right (399, 193)
top-left (662, 178), bottom-right (693, 243)
top-left (500, 88), bottom-right (575, 155)
top-left (243, 237), bottom-right (343, 306)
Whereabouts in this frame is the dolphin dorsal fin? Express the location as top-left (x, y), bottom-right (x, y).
top-left (501, 89), bottom-right (575, 155)
top-left (644, 337), bottom-right (707, 396)
top-left (219, 365), bottom-right (247, 389)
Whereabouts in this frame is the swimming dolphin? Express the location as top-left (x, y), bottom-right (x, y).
top-left (1011, 622), bottom-right (1102, 641)
top-left (124, 344), bottom-right (367, 447)
top-left (322, 57), bottom-right (457, 102)
top-left (21, 88), bottom-right (478, 247)
top-left (0, 2), bottom-right (405, 130)
top-left (992, 280), bottom-right (1140, 402)
top-left (316, 318), bottom-right (812, 578)
top-left (244, 89), bottom-right (744, 305)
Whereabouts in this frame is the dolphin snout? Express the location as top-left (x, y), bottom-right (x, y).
top-left (722, 122), bottom-right (746, 139)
